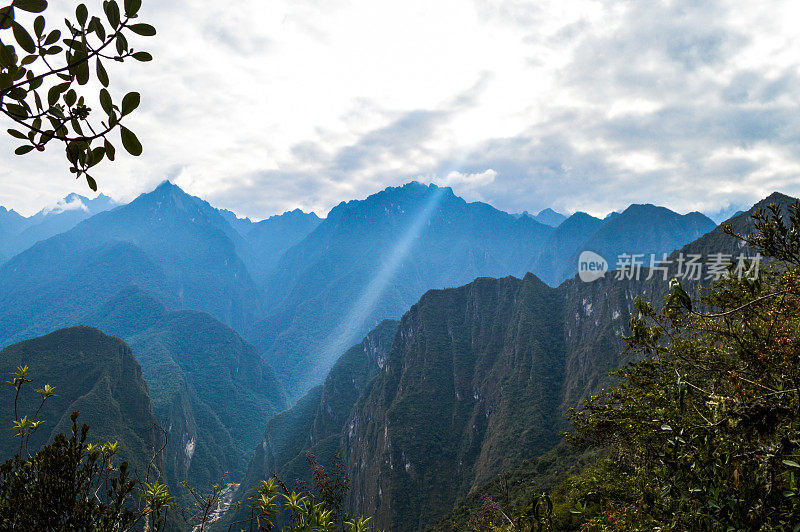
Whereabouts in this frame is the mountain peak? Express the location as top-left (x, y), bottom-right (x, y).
top-left (760, 191), bottom-right (797, 207)
top-left (153, 180), bottom-right (185, 195)
top-left (534, 208), bottom-right (567, 227)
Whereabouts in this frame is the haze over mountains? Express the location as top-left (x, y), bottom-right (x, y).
top-left (0, 181), bottom-right (716, 397)
top-left (0, 179), bottom-right (764, 531)
top-left (0, 193), bottom-right (117, 264)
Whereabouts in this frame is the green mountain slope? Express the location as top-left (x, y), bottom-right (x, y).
top-left (221, 320), bottom-right (398, 530)
top-left (0, 327), bottom-right (162, 478)
top-left (83, 287), bottom-right (288, 494)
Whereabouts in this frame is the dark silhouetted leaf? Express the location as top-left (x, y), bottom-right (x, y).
top-left (12, 22), bottom-right (36, 54)
top-left (120, 126), bottom-right (141, 156)
top-left (124, 0), bottom-right (141, 17)
top-left (132, 51), bottom-right (152, 62)
top-left (99, 88), bottom-right (113, 114)
top-left (15, 145), bottom-right (34, 155)
top-left (129, 23), bottom-right (155, 36)
top-left (96, 58), bottom-right (109, 87)
top-left (121, 92), bottom-right (139, 116)
top-left (12, 0), bottom-right (47, 14)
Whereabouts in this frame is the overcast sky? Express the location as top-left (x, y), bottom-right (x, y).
top-left (2, 0), bottom-right (799, 219)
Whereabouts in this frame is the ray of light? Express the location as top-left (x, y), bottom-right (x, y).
top-left (316, 184), bottom-right (448, 370)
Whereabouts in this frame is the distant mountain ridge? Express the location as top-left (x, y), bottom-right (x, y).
top-left (0, 193), bottom-right (117, 263)
top-left (0, 181), bottom-right (725, 405)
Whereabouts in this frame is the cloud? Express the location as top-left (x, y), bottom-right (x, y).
top-left (44, 195), bottom-right (88, 215)
top-left (1, 0), bottom-right (799, 219)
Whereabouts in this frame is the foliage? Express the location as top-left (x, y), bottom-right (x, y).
top-left (0, 411), bottom-right (141, 530)
top-left (560, 201), bottom-right (800, 529)
top-left (429, 445), bottom-right (598, 532)
top-left (0, 367), bottom-right (175, 531)
top-left (228, 452), bottom-right (379, 532)
top-left (0, 0), bottom-right (154, 190)
top-left (180, 472), bottom-right (237, 532)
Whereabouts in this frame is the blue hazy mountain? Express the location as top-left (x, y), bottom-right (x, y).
top-left (244, 209), bottom-right (322, 283)
top-left (530, 205), bottom-right (716, 285)
top-left (0, 206), bottom-right (27, 263)
top-left (529, 212), bottom-right (604, 285)
top-left (514, 208), bottom-right (567, 227)
top-left (0, 193), bottom-right (117, 262)
top-left (0, 181), bottom-right (264, 348)
top-left (576, 204), bottom-right (716, 270)
top-left (248, 182), bottom-right (554, 399)
top-left (533, 207), bottom-right (567, 227)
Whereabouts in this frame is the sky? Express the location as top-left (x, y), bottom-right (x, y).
top-left (1, 0), bottom-right (799, 220)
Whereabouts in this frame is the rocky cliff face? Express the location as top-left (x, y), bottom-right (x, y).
top-left (343, 275), bottom-right (574, 530)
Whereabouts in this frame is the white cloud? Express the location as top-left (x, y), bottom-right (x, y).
top-left (1, 0), bottom-right (799, 218)
top-left (44, 195), bottom-right (88, 215)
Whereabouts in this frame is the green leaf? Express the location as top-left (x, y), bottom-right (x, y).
top-left (121, 92), bottom-right (140, 116)
top-left (7, 87), bottom-right (26, 100)
top-left (0, 7), bottom-right (14, 30)
top-left (96, 58), bottom-right (109, 87)
top-left (115, 33), bottom-right (128, 56)
top-left (47, 81), bottom-right (69, 105)
top-left (6, 103), bottom-right (28, 118)
top-left (75, 56), bottom-right (90, 85)
top-left (104, 1), bottom-right (120, 28)
top-left (7, 129), bottom-right (27, 140)
top-left (14, 145), bottom-right (34, 155)
top-left (124, 0), bottom-right (142, 17)
top-left (99, 88), bottom-right (113, 115)
top-left (120, 126), bottom-right (142, 156)
top-left (90, 17), bottom-right (106, 41)
top-left (104, 138), bottom-right (115, 161)
top-left (76, 4), bottom-right (88, 26)
top-left (12, 22), bottom-right (36, 54)
top-left (12, 0), bottom-right (47, 14)
top-left (85, 174), bottom-right (97, 191)
top-left (132, 51), bottom-right (152, 62)
top-left (64, 88), bottom-right (77, 107)
top-left (90, 146), bottom-right (105, 167)
top-left (33, 15), bottom-right (44, 37)
top-left (0, 45), bottom-right (17, 69)
top-left (44, 29), bottom-right (60, 46)
top-left (128, 23), bottom-right (156, 36)
top-left (783, 460), bottom-right (800, 469)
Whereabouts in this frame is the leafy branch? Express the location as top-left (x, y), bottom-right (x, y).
top-left (0, 0), bottom-right (154, 190)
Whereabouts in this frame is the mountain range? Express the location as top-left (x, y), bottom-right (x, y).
top-left (222, 191), bottom-right (790, 531)
top-left (0, 179), bottom-right (763, 531)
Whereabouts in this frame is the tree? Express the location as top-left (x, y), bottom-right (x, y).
top-left (560, 202), bottom-right (800, 529)
top-left (227, 453), bottom-right (381, 532)
top-left (0, 365), bottom-right (175, 531)
top-left (0, 0), bottom-right (154, 191)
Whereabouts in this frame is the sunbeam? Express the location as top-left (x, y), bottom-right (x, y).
top-left (316, 184), bottom-right (448, 370)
